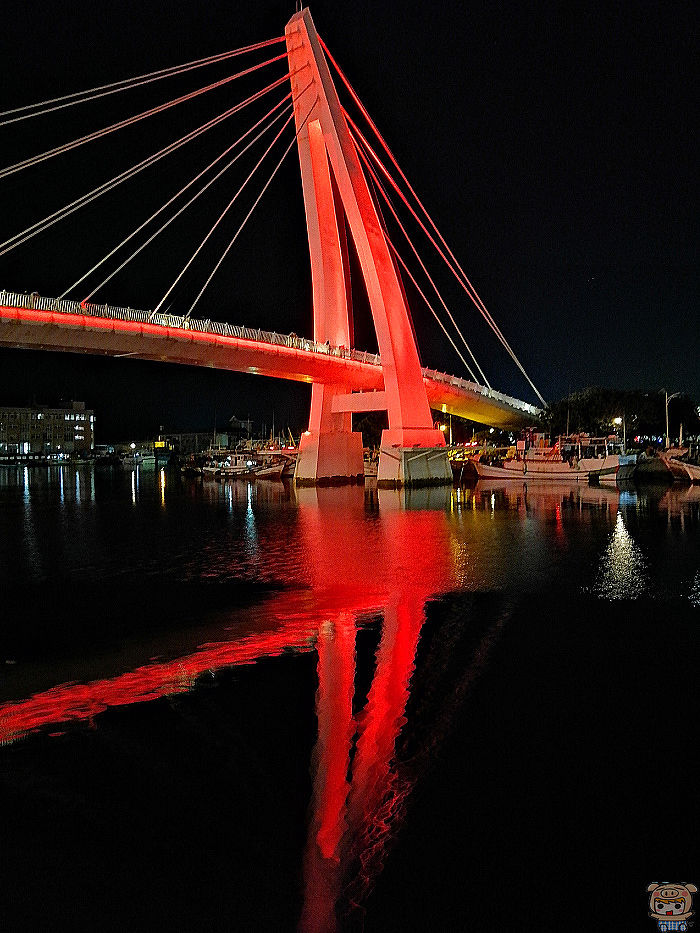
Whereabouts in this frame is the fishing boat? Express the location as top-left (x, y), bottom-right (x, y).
top-left (471, 434), bottom-right (626, 483)
top-left (254, 461), bottom-right (286, 481)
top-left (660, 449), bottom-right (700, 483)
top-left (215, 452), bottom-right (260, 480)
top-left (119, 450), bottom-right (156, 469)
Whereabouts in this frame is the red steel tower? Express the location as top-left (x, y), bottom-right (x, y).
top-left (286, 8), bottom-right (451, 486)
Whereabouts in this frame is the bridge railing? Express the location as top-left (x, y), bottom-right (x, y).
top-left (0, 289), bottom-right (381, 360)
top-left (0, 290), bottom-right (540, 416)
top-left (421, 367), bottom-right (540, 416)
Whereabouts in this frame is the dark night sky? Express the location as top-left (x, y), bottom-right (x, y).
top-left (1, 0), bottom-right (697, 439)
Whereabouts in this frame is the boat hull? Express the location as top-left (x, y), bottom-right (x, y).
top-left (473, 455), bottom-right (620, 482)
top-left (255, 465), bottom-right (285, 481)
top-left (665, 458), bottom-right (700, 483)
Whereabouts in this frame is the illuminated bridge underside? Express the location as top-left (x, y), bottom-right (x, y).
top-left (0, 303), bottom-right (539, 427)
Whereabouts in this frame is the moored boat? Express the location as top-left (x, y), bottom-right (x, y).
top-left (254, 462), bottom-right (285, 481)
top-left (660, 451), bottom-right (700, 484)
top-left (119, 451), bottom-right (156, 469)
top-left (472, 434), bottom-right (626, 483)
top-left (216, 453), bottom-right (260, 480)
top-left (180, 463), bottom-right (203, 477)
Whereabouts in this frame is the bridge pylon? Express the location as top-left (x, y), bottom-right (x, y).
top-left (285, 8), bottom-right (452, 486)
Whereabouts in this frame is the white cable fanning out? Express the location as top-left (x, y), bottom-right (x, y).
top-left (322, 41), bottom-right (507, 333)
top-left (0, 76), bottom-right (290, 259)
top-left (345, 112), bottom-right (547, 406)
top-left (152, 101), bottom-right (308, 317)
top-left (384, 233), bottom-right (480, 384)
top-left (320, 43), bottom-right (545, 402)
top-left (61, 95), bottom-right (293, 299)
top-left (186, 102), bottom-right (317, 319)
top-left (0, 53), bottom-right (287, 180)
top-left (79, 102), bottom-right (297, 304)
top-left (347, 115), bottom-right (506, 344)
top-left (0, 37), bottom-right (286, 127)
top-left (352, 126), bottom-right (491, 388)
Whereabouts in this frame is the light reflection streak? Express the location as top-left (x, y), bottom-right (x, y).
top-left (594, 510), bottom-right (648, 599)
top-left (0, 607), bottom-right (321, 746)
top-left (690, 572), bottom-right (700, 607)
top-left (244, 482), bottom-right (258, 553)
top-left (295, 487), bottom-right (455, 932)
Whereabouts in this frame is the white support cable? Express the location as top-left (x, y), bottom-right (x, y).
top-left (321, 44), bottom-right (505, 332)
top-left (319, 38), bottom-right (500, 389)
top-left (79, 103), bottom-right (296, 303)
top-left (0, 37), bottom-right (285, 127)
top-left (384, 235), bottom-right (480, 384)
top-left (186, 101), bottom-right (317, 319)
top-left (0, 76), bottom-right (290, 259)
top-left (60, 93), bottom-right (292, 298)
top-left (352, 126), bottom-right (491, 388)
top-left (347, 114), bottom-right (547, 406)
top-left (152, 105), bottom-right (303, 316)
top-left (349, 116), bottom-right (500, 331)
top-left (0, 53), bottom-right (287, 180)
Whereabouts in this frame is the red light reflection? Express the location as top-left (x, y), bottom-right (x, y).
top-left (296, 487), bottom-right (453, 932)
top-left (0, 485), bottom-right (460, 932)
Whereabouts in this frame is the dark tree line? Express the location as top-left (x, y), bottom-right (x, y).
top-left (351, 388), bottom-right (699, 448)
top-left (542, 387), bottom-right (700, 441)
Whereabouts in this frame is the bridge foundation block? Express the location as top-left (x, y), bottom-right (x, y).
top-left (294, 430), bottom-right (364, 486)
top-left (377, 429), bottom-right (453, 487)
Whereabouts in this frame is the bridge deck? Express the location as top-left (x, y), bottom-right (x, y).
top-left (0, 291), bottom-right (540, 427)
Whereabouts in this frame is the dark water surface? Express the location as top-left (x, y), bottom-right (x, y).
top-left (1, 466), bottom-right (698, 931)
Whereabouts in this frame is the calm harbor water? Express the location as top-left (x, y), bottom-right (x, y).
top-left (1, 465), bottom-right (698, 931)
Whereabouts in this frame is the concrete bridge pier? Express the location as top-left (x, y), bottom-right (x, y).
top-left (294, 430), bottom-right (364, 485)
top-left (294, 383), bottom-right (364, 485)
top-left (377, 428), bottom-right (453, 488)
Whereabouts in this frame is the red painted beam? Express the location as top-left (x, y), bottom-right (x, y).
top-left (0, 304), bottom-right (535, 425)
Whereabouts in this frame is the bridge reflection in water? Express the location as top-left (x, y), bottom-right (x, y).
top-left (0, 483), bottom-right (484, 929)
top-left (0, 485), bottom-right (462, 929)
top-left (2, 478), bottom-right (691, 928)
top-left (296, 488), bottom-right (456, 931)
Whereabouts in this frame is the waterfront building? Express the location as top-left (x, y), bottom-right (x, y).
top-left (0, 400), bottom-right (95, 459)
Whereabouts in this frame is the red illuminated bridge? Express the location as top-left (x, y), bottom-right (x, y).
top-left (0, 291), bottom-right (539, 426)
top-left (0, 9), bottom-right (545, 484)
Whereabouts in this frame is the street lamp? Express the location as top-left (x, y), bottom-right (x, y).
top-left (613, 416), bottom-right (626, 453)
top-left (664, 391), bottom-right (680, 450)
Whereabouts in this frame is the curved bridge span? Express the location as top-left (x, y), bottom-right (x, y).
top-left (0, 292), bottom-right (539, 428)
